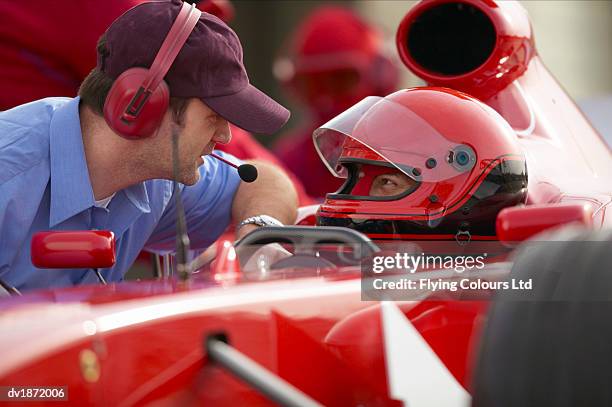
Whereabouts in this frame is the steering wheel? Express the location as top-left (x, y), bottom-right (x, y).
top-left (233, 226), bottom-right (380, 269)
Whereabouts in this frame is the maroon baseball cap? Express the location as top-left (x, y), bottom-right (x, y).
top-left (97, 0), bottom-right (289, 135)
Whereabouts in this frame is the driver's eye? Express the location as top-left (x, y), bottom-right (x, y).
top-left (374, 177), bottom-right (399, 190)
top-left (380, 177), bottom-right (397, 187)
top-left (369, 175), bottom-right (403, 197)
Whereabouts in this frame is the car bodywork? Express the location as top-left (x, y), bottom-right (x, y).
top-left (0, 0), bottom-right (610, 406)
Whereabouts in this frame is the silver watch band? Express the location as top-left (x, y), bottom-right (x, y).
top-left (237, 215), bottom-right (284, 230)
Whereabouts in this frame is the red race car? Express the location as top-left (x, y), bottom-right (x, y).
top-left (1, 1), bottom-right (611, 406)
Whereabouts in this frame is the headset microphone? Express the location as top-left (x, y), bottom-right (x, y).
top-left (209, 153), bottom-right (258, 183)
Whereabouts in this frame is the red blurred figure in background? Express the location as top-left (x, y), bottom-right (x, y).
top-left (0, 0), bottom-right (311, 204)
top-left (273, 6), bottom-right (400, 199)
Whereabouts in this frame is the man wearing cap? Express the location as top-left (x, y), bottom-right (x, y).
top-left (0, 0), bottom-right (297, 291)
top-left (0, 0), bottom-right (312, 206)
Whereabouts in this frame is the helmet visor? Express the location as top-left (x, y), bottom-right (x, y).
top-left (313, 96), bottom-right (477, 182)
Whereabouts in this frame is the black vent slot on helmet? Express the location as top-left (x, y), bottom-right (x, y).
top-left (407, 2), bottom-right (496, 76)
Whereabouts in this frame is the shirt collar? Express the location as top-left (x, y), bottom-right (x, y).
top-left (49, 97), bottom-right (150, 227)
top-left (123, 182), bottom-right (151, 213)
top-left (49, 97), bottom-right (95, 227)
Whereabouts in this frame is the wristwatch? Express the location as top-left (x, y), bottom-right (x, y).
top-left (238, 215), bottom-right (284, 230)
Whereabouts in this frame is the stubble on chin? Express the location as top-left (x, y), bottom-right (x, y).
top-left (180, 165), bottom-right (201, 186)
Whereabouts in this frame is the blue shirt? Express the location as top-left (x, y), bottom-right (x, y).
top-left (0, 97), bottom-right (241, 291)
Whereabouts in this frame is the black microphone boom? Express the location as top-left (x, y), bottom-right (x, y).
top-left (209, 153), bottom-right (258, 183)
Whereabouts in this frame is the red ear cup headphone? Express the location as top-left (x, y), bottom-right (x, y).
top-left (103, 2), bottom-right (201, 139)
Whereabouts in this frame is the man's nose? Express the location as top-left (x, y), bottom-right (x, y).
top-left (213, 120), bottom-right (232, 144)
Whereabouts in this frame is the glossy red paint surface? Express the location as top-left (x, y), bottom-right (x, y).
top-left (1, 1), bottom-right (611, 406)
top-left (496, 202), bottom-right (594, 243)
top-left (397, 0), bottom-right (535, 101)
top-left (30, 231), bottom-right (116, 269)
top-left (395, 0), bottom-right (611, 230)
top-left (0, 274), bottom-right (489, 406)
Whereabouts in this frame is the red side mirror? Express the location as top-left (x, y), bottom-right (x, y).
top-left (496, 203), bottom-right (593, 244)
top-left (31, 231), bottom-right (116, 269)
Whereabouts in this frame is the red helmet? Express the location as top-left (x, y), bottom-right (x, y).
top-left (274, 6), bottom-right (399, 121)
top-left (314, 87), bottom-right (528, 242)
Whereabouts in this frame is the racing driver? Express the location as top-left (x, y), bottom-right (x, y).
top-left (313, 87), bottom-right (529, 242)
